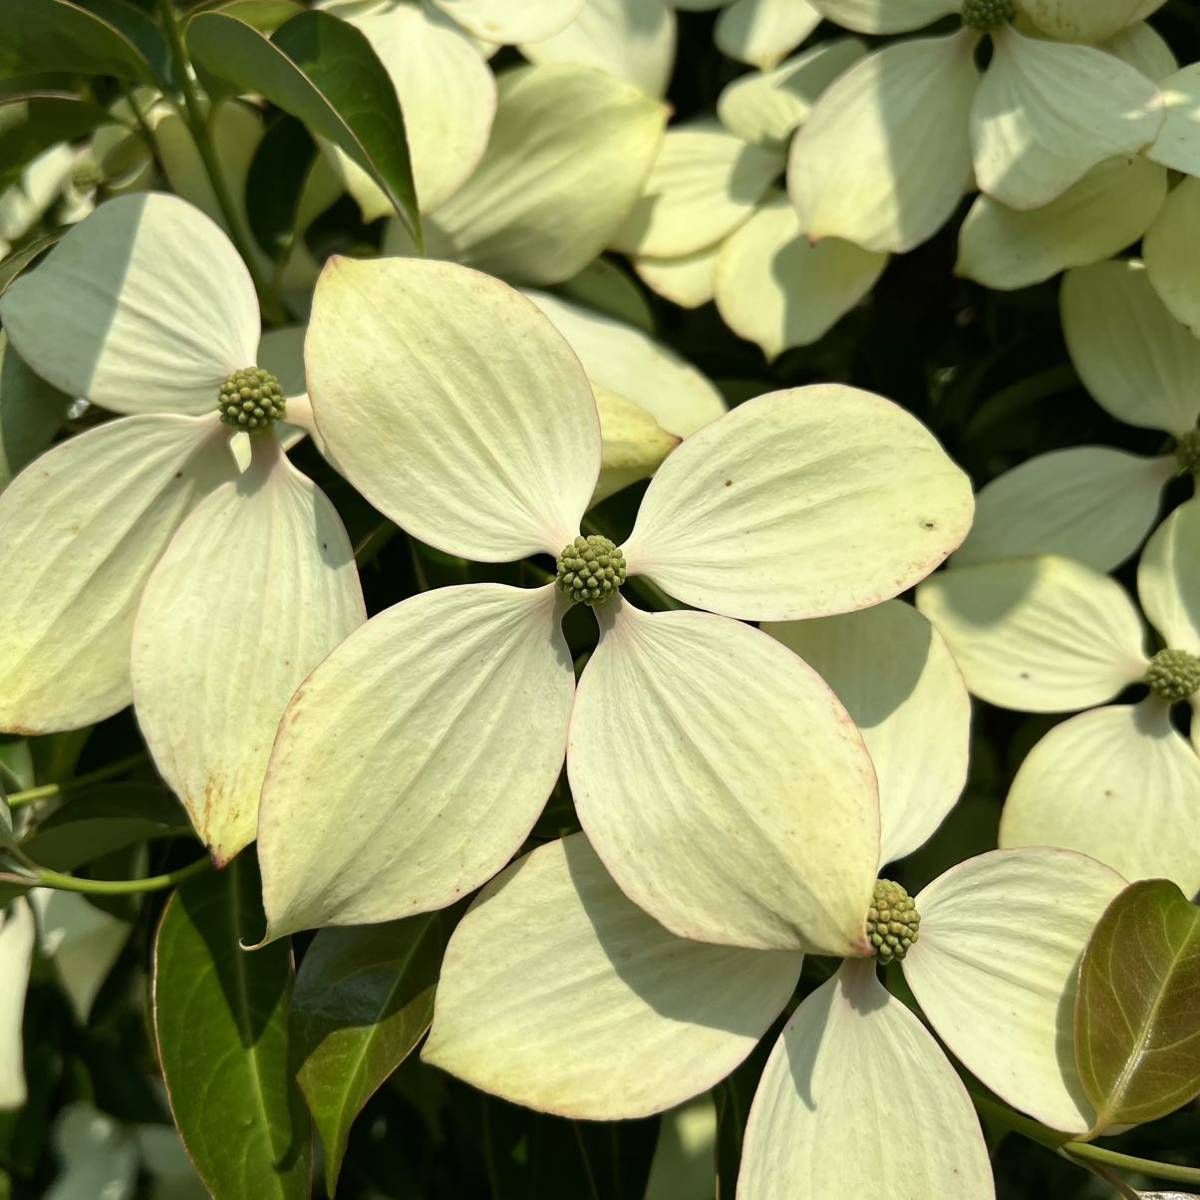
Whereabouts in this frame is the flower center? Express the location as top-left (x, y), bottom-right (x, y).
top-left (866, 879), bottom-right (921, 964)
top-left (961, 0), bottom-right (1016, 30)
top-left (1146, 648), bottom-right (1200, 703)
top-left (555, 535), bottom-right (626, 607)
top-left (1176, 429), bottom-right (1200, 475)
top-left (218, 367), bottom-right (286, 432)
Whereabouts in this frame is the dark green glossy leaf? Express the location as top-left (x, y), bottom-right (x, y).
top-left (203, 0), bottom-right (305, 32)
top-left (186, 10), bottom-right (421, 246)
top-left (0, 93), bottom-right (109, 187)
top-left (1075, 879), bottom-right (1200, 1138)
top-left (154, 856), bottom-right (311, 1199)
top-left (0, 232), bottom-right (64, 298)
top-left (0, 737), bottom-right (32, 792)
top-left (71, 0), bottom-right (170, 83)
top-left (21, 783), bottom-right (188, 871)
top-left (292, 913), bottom-right (448, 1196)
top-left (246, 114), bottom-right (318, 260)
top-left (0, 332), bottom-right (69, 491)
top-left (0, 0), bottom-right (157, 85)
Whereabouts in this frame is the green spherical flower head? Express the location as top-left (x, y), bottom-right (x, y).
top-left (866, 879), bottom-right (921, 965)
top-left (962, 0), bottom-right (1016, 29)
top-left (556, 535), bottom-right (627, 607)
top-left (1146, 648), bottom-right (1200, 703)
top-left (217, 367), bottom-right (286, 432)
top-left (1176, 429), bottom-right (1200, 475)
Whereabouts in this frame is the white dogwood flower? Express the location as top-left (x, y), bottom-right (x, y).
top-left (0, 193), bottom-right (365, 865)
top-left (919, 500), bottom-right (1200, 895)
top-left (256, 255), bottom-right (974, 951)
top-left (421, 599), bottom-right (1127, 1200)
top-left (790, 0), bottom-right (1165, 253)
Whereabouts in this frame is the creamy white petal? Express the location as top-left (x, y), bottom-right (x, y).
top-left (717, 38), bottom-right (867, 147)
top-left (259, 584), bottom-right (573, 939)
top-left (525, 289), bottom-right (726, 436)
top-left (1147, 64), bottom-right (1200, 176)
top-left (738, 959), bottom-right (994, 1200)
top-left (1103, 20), bottom-right (1177, 82)
top-left (0, 902), bottom-right (34, 1111)
top-left (808, 0), bottom-right (958, 33)
top-left (31, 889), bottom-right (130, 1023)
top-left (1022, 0), bottom-right (1156, 42)
top-left (306, 257), bottom-right (601, 560)
top-left (0, 193), bottom-right (260, 415)
top-left (916, 557), bottom-right (1148, 712)
top-left (431, 0), bottom-right (582, 41)
top-left (430, 64), bottom-right (668, 284)
top-left (907, 848), bottom-right (1126, 1132)
top-left (132, 446), bottom-right (365, 865)
top-left (1000, 702), bottom-right (1200, 897)
top-left (764, 600), bottom-right (969, 868)
top-left (569, 600), bottom-right (880, 954)
top-left (787, 32), bottom-right (978, 254)
top-left (713, 195), bottom-right (887, 360)
top-left (519, 0), bottom-right (677, 99)
top-left (633, 244), bottom-right (721, 309)
top-left (423, 834), bottom-right (801, 1118)
top-left (622, 386), bottom-right (973, 621)
top-left (954, 447), bottom-right (1173, 573)
top-left (1137, 497), bottom-right (1200, 654)
top-left (971, 29), bottom-right (1163, 211)
top-left (713, 0), bottom-right (821, 70)
top-left (328, 2), bottom-right (496, 216)
top-left (1061, 259), bottom-right (1200, 436)
top-left (956, 155), bottom-right (1167, 290)
top-left (611, 120), bottom-right (783, 259)
top-left (593, 386), bottom-right (680, 505)
top-left (0, 332), bottom-right (67, 492)
top-left (0, 415), bottom-right (235, 734)
top-left (1144, 178), bottom-right (1200, 336)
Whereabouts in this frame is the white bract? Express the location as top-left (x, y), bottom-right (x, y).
top-left (791, 1), bottom-right (1164, 253)
top-left (0, 194), bottom-right (365, 865)
top-left (953, 259), bottom-right (1196, 574)
top-left (919, 504), bottom-right (1200, 894)
top-left (0, 900), bottom-right (34, 1111)
top-left (614, 40), bottom-right (890, 359)
top-left (422, 600), bottom-right (1126, 1199)
top-left (256, 255), bottom-right (973, 951)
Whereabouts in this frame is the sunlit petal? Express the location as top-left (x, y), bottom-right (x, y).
top-left (1137, 497), bottom-right (1200, 655)
top-left (623, 386), bottom-right (973, 621)
top-left (259, 584), bottom-right (573, 939)
top-left (306, 257), bottom-right (601, 560)
top-left (430, 0), bottom-right (582, 42)
top-left (1022, 0), bottom-right (1158, 43)
top-left (713, 0), bottom-right (821, 70)
top-left (424, 834), bottom-right (801, 1118)
top-left (738, 959), bottom-right (994, 1200)
top-left (907, 848), bottom-right (1126, 1132)
top-left (633, 244), bottom-right (721, 309)
top-left (1146, 64), bottom-right (1200, 176)
top-left (1144, 177), bottom-right (1200, 336)
top-left (917, 557), bottom-right (1148, 712)
top-left (0, 902), bottom-right (34, 1111)
top-left (569, 599), bottom-right (880, 954)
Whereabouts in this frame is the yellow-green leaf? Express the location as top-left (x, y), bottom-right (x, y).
top-left (1075, 879), bottom-right (1200, 1139)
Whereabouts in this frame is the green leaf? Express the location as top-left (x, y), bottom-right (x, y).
top-left (71, 0), bottom-right (171, 83)
top-left (0, 232), bottom-right (63, 298)
top-left (0, 93), bottom-right (109, 188)
top-left (245, 114), bottom-right (317, 261)
top-left (1075, 879), bottom-right (1200, 1138)
top-left (21, 783), bottom-right (188, 871)
top-left (201, 0), bottom-right (305, 32)
top-left (0, 331), bottom-right (69, 491)
top-left (186, 10), bottom-right (421, 248)
top-left (153, 856), bottom-right (311, 1199)
top-left (0, 0), bottom-right (158, 85)
top-left (292, 913), bottom-right (449, 1197)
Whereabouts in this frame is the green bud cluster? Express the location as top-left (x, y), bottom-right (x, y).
top-left (962, 0), bottom-right (1016, 29)
top-left (1146, 648), bottom-right (1200, 703)
top-left (555, 535), bottom-right (627, 607)
top-left (1176, 429), bottom-right (1200, 475)
top-left (866, 879), bottom-right (921, 965)
top-left (218, 367), bottom-right (286, 432)
top-left (70, 158), bottom-right (104, 191)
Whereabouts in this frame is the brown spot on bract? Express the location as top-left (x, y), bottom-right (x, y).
top-left (724, 479), bottom-right (733, 487)
top-left (921, 518), bottom-right (936, 530)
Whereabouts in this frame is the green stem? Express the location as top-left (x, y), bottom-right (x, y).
top-left (157, 0), bottom-right (286, 324)
top-left (7, 753), bottom-right (149, 810)
top-left (29, 856), bottom-right (211, 896)
top-left (973, 1092), bottom-right (1200, 1188)
top-left (122, 85), bottom-right (166, 180)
